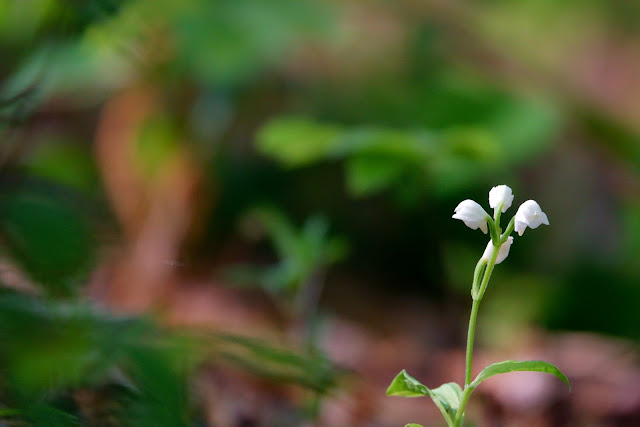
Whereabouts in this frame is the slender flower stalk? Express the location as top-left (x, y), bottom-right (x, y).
top-left (458, 239), bottom-right (500, 426)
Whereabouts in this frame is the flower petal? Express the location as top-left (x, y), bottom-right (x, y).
top-left (489, 185), bottom-right (514, 213)
top-left (513, 200), bottom-right (549, 235)
top-left (453, 200), bottom-right (489, 233)
top-left (481, 237), bottom-right (514, 264)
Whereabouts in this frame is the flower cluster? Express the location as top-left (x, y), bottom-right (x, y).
top-left (453, 185), bottom-right (548, 264)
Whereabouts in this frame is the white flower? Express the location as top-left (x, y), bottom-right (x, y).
top-left (514, 200), bottom-right (549, 236)
top-left (489, 185), bottom-right (514, 213)
top-left (453, 200), bottom-right (490, 234)
top-left (482, 236), bottom-right (514, 264)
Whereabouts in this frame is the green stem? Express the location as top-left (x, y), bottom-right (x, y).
top-left (501, 216), bottom-right (515, 242)
top-left (463, 298), bottom-right (480, 387)
top-left (456, 240), bottom-right (500, 426)
top-left (493, 203), bottom-right (503, 230)
top-left (487, 216), bottom-right (499, 245)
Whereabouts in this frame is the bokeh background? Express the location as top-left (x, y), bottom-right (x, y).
top-left (1, 0), bottom-right (640, 425)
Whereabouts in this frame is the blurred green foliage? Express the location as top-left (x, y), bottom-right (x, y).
top-left (1, 0), bottom-right (333, 109)
top-left (237, 207), bottom-right (348, 294)
top-left (0, 183), bottom-right (95, 296)
top-left (257, 95), bottom-right (558, 200)
top-left (210, 333), bottom-right (336, 393)
top-left (0, 290), bottom-right (187, 425)
top-left (24, 142), bottom-right (100, 193)
top-left (0, 288), bottom-right (339, 424)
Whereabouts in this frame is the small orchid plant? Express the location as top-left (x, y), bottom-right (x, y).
top-left (386, 185), bottom-right (569, 427)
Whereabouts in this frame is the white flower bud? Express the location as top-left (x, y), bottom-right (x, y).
top-left (489, 185), bottom-right (514, 213)
top-left (514, 200), bottom-right (549, 236)
top-left (482, 236), bottom-right (514, 264)
top-left (453, 199), bottom-right (490, 234)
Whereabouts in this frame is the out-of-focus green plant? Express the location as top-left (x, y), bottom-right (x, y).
top-left (256, 92), bottom-right (559, 204)
top-left (207, 333), bottom-right (337, 394)
top-left (230, 207), bottom-right (347, 420)
top-left (233, 207), bottom-right (348, 347)
top-left (0, 0), bottom-right (334, 108)
top-left (0, 0), bottom-right (344, 423)
top-left (0, 288), bottom-right (339, 425)
top-left (386, 185), bottom-right (569, 427)
top-left (0, 184), bottom-right (340, 424)
top-left (0, 290), bottom-right (188, 426)
top-left (238, 207), bottom-right (348, 295)
top-left (0, 182), bottom-right (96, 297)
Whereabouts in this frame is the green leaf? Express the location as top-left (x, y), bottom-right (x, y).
top-left (239, 207), bottom-right (347, 293)
top-left (431, 382), bottom-right (463, 414)
top-left (0, 187), bottom-right (95, 296)
top-left (0, 293), bottom-right (148, 394)
top-left (386, 370), bottom-right (430, 397)
top-left (25, 142), bottom-right (99, 193)
top-left (256, 118), bottom-right (343, 167)
top-left (471, 360), bottom-right (570, 391)
top-left (405, 424), bottom-right (424, 427)
top-left (428, 382), bottom-right (463, 426)
top-left (386, 372), bottom-right (463, 426)
top-left (210, 333), bottom-right (337, 393)
top-left (345, 156), bottom-right (405, 196)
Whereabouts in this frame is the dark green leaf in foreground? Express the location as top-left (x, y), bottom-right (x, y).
top-left (0, 187), bottom-right (95, 296)
top-left (0, 291), bottom-right (195, 424)
top-left (386, 370), bottom-right (430, 397)
top-left (471, 360), bottom-right (570, 390)
top-left (0, 292), bottom-right (148, 394)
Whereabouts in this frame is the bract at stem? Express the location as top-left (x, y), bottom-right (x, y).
top-left (471, 259), bottom-right (487, 299)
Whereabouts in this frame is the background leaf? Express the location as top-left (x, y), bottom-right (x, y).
top-left (0, 185), bottom-right (96, 296)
